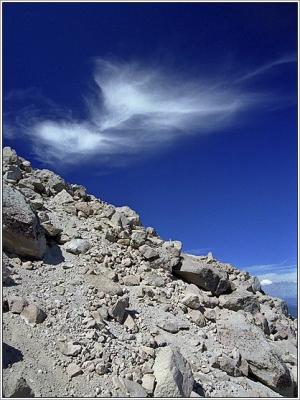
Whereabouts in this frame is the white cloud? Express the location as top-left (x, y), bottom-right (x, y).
top-left (260, 279), bottom-right (273, 286)
top-left (5, 56), bottom-right (296, 166)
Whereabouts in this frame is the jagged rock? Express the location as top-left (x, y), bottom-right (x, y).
top-left (153, 346), bottom-right (194, 397)
top-left (4, 165), bottom-right (23, 182)
top-left (58, 341), bottom-right (82, 357)
top-left (189, 310), bottom-right (206, 327)
top-left (217, 309), bottom-right (293, 396)
top-left (67, 363), bottom-right (83, 378)
top-left (131, 230), bottom-right (147, 248)
top-left (181, 293), bottom-right (201, 309)
top-left (123, 275), bottom-right (140, 286)
top-left (115, 377), bottom-right (148, 397)
top-left (95, 362), bottom-right (108, 375)
top-left (65, 239), bottom-right (90, 255)
top-left (116, 206), bottom-right (140, 226)
top-left (110, 297), bottom-right (129, 323)
top-left (173, 254), bottom-right (230, 295)
top-left (3, 376), bottom-right (35, 398)
top-left (3, 252), bottom-right (13, 285)
top-left (3, 183), bottom-right (46, 259)
top-left (20, 304), bottom-right (46, 325)
top-left (52, 189), bottom-right (74, 204)
top-left (157, 319), bottom-right (179, 333)
top-left (34, 169), bottom-right (66, 194)
top-left (139, 244), bottom-right (159, 260)
top-left (85, 274), bottom-right (123, 296)
top-left (142, 374), bottom-right (156, 394)
top-left (219, 289), bottom-right (260, 314)
top-left (8, 296), bottom-right (28, 314)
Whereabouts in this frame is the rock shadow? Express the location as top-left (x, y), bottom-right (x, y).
top-left (43, 242), bottom-right (64, 265)
top-left (193, 381), bottom-right (206, 397)
top-left (3, 343), bottom-right (23, 368)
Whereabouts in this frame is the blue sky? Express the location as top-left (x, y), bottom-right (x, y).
top-left (3, 3), bottom-right (298, 290)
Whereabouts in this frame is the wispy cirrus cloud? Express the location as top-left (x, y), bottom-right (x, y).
top-left (242, 260), bottom-right (297, 284)
top-left (4, 56), bottom-right (296, 166)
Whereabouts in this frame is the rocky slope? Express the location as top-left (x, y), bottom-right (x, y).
top-left (2, 146), bottom-right (298, 398)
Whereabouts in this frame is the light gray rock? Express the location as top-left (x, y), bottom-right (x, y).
top-left (173, 254), bottom-right (230, 295)
top-left (153, 346), bottom-right (194, 397)
top-left (65, 239), bottom-right (90, 255)
top-left (20, 304), bottom-right (46, 325)
top-left (3, 183), bottom-right (46, 259)
top-left (181, 293), bottom-right (201, 309)
top-left (8, 296), bottom-right (28, 314)
top-left (3, 376), bottom-right (35, 398)
top-left (142, 374), bottom-right (156, 394)
top-left (219, 289), bottom-right (260, 314)
top-left (189, 310), bottom-right (206, 327)
top-left (85, 274), bottom-right (123, 296)
top-left (216, 309), bottom-right (293, 396)
top-left (131, 230), bottom-right (147, 248)
top-left (139, 244), bottom-right (159, 260)
top-left (157, 319), bottom-right (179, 333)
top-left (116, 377), bottom-right (147, 397)
top-left (58, 341), bottom-right (82, 357)
top-left (67, 363), bottom-right (83, 378)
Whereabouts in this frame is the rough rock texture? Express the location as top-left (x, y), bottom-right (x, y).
top-left (153, 346), bottom-right (194, 397)
top-left (3, 183), bottom-right (46, 258)
top-left (2, 147), bottom-right (298, 398)
top-left (173, 254), bottom-right (231, 295)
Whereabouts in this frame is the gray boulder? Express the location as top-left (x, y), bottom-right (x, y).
top-left (153, 346), bottom-right (194, 397)
top-left (216, 309), bottom-right (293, 396)
top-left (173, 254), bottom-right (230, 295)
top-left (219, 289), bottom-right (260, 314)
top-left (3, 183), bottom-right (46, 259)
top-left (65, 239), bottom-right (90, 255)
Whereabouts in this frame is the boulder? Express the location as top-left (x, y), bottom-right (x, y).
top-left (20, 304), bottom-right (46, 325)
top-left (153, 346), bottom-right (194, 397)
top-left (173, 254), bottom-right (230, 295)
top-left (219, 289), bottom-right (260, 314)
top-left (34, 169), bottom-right (66, 194)
top-left (216, 309), bottom-right (293, 396)
top-left (65, 239), bottom-right (90, 255)
top-left (131, 230), bottom-right (147, 248)
top-left (139, 244), bottom-right (159, 260)
top-left (3, 183), bottom-right (46, 259)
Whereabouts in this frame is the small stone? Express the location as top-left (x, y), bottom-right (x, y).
top-left (157, 319), bottom-right (179, 333)
top-left (58, 342), bottom-right (82, 357)
top-left (181, 293), bottom-right (201, 309)
top-left (67, 363), bottom-right (83, 378)
top-left (189, 310), bottom-right (206, 327)
top-left (110, 296), bottom-right (129, 323)
top-left (95, 362), bottom-right (108, 375)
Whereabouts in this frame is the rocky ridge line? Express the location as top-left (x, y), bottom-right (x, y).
top-left (2, 146), bottom-right (298, 398)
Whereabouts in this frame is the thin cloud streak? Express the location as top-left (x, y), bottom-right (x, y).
top-left (5, 56), bottom-right (296, 166)
top-left (234, 55), bottom-right (296, 84)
